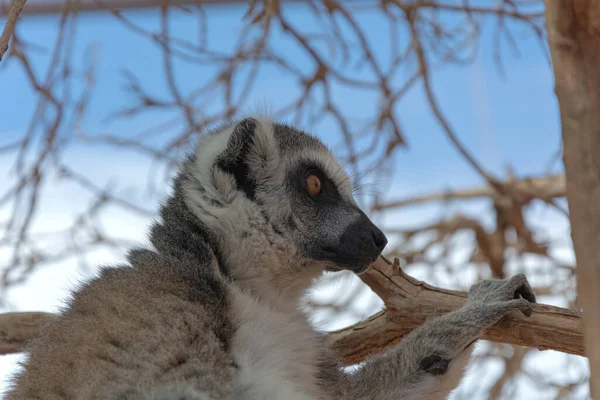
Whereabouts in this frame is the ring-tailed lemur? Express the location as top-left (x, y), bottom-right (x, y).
top-left (6, 117), bottom-right (536, 400)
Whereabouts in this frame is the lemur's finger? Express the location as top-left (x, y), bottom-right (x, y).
top-left (506, 298), bottom-right (534, 317)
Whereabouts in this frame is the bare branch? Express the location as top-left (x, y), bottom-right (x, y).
top-left (0, 0), bottom-right (26, 62)
top-left (374, 174), bottom-right (566, 211)
top-left (0, 312), bottom-right (56, 355)
top-left (17, 0), bottom-right (260, 15)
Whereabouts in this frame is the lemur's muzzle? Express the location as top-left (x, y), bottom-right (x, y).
top-left (320, 213), bottom-right (388, 274)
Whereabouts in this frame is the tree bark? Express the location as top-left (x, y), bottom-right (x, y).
top-left (544, 0), bottom-right (600, 396)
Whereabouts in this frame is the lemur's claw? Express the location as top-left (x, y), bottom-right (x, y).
top-left (509, 274), bottom-right (536, 303)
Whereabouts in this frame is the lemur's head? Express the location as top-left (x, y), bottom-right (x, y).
top-left (183, 117), bottom-right (387, 282)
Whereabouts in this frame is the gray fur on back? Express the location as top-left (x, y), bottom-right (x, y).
top-left (6, 169), bottom-right (237, 399)
top-left (5, 117), bottom-right (536, 400)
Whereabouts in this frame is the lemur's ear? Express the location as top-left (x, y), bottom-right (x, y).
top-left (215, 118), bottom-right (259, 200)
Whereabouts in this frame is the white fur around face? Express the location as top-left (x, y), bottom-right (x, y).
top-left (192, 125), bottom-right (236, 203)
top-left (184, 119), bottom-right (282, 233)
top-left (228, 286), bottom-right (330, 400)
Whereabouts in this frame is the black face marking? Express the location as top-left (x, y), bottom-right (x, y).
top-left (291, 162), bottom-right (342, 206)
top-left (215, 118), bottom-right (258, 201)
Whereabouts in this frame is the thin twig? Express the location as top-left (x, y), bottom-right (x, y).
top-left (0, 0), bottom-right (26, 62)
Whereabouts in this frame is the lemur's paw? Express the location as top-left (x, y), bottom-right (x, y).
top-left (466, 273), bottom-right (536, 325)
top-left (467, 273), bottom-right (536, 306)
top-left (418, 354), bottom-right (450, 375)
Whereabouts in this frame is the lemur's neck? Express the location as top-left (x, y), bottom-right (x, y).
top-left (211, 210), bottom-right (324, 311)
top-left (228, 254), bottom-right (325, 312)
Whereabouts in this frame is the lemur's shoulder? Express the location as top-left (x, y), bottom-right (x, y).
top-left (7, 250), bottom-right (236, 400)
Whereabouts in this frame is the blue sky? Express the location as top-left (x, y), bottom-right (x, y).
top-left (0, 0), bottom-right (566, 316)
top-left (0, 3), bottom-right (565, 259)
top-left (0, 3), bottom-right (561, 194)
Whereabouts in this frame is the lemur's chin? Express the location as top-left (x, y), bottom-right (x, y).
top-left (353, 261), bottom-right (375, 274)
top-left (317, 232), bottom-right (386, 274)
top-left (321, 256), bottom-right (379, 275)
top-left (349, 257), bottom-right (380, 274)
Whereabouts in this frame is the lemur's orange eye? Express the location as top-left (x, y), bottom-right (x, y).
top-left (306, 175), bottom-right (322, 196)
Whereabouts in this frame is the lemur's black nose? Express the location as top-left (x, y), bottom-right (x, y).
top-left (371, 228), bottom-right (388, 252)
top-left (317, 211), bottom-right (388, 273)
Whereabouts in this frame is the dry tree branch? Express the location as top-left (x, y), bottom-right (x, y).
top-left (18, 0), bottom-right (265, 15)
top-left (0, 257), bottom-right (584, 365)
top-left (0, 0), bottom-right (26, 62)
top-left (0, 312), bottom-right (56, 355)
top-left (374, 174), bottom-right (566, 211)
